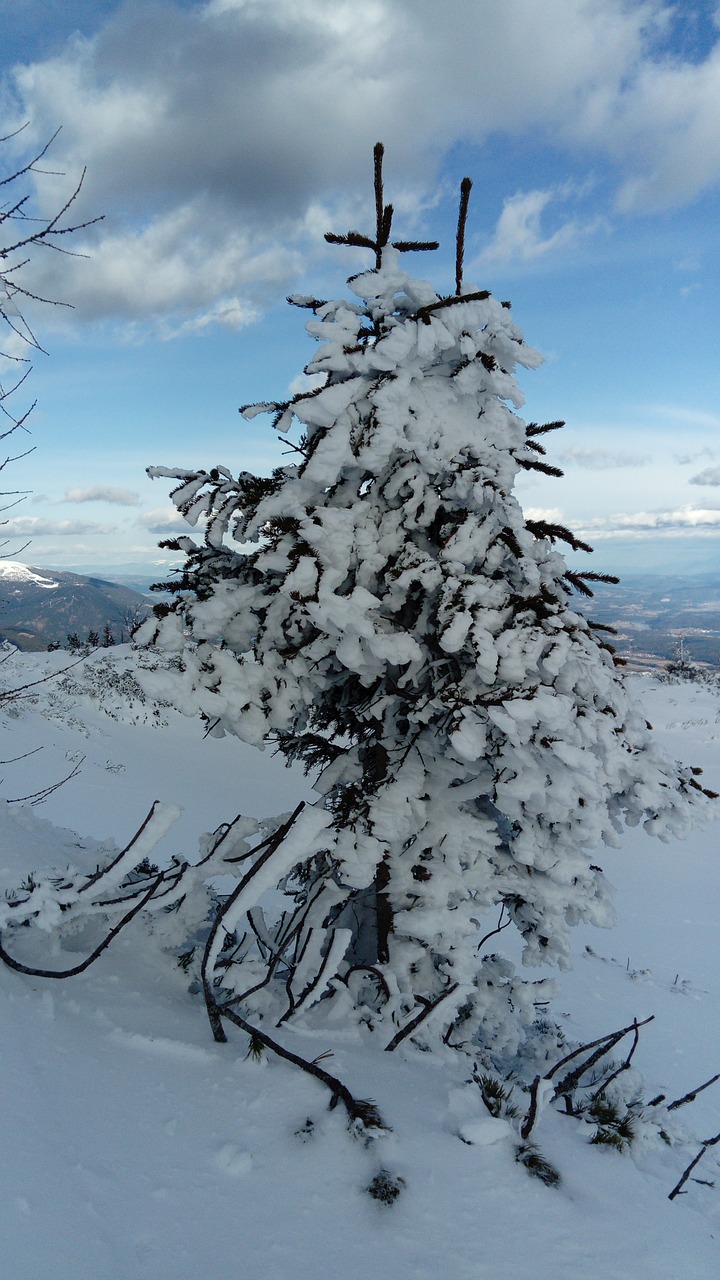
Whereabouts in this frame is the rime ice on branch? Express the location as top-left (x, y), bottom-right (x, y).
top-left (144, 145), bottom-right (714, 1059)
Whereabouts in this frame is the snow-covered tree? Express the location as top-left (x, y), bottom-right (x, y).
top-left (143, 146), bottom-right (714, 1062)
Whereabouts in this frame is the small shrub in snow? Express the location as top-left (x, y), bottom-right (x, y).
top-left (662, 639), bottom-right (718, 687)
top-left (366, 1168), bottom-right (405, 1205)
top-left (515, 1143), bottom-right (561, 1187)
top-left (587, 1095), bottom-right (636, 1151)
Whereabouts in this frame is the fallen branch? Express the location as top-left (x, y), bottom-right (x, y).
top-left (590, 1019), bottom-right (642, 1102)
top-left (521, 1016), bottom-right (654, 1141)
top-left (219, 1002), bottom-right (388, 1136)
top-left (385, 982), bottom-right (459, 1053)
top-left (668, 1131), bottom-right (720, 1201)
top-left (200, 802), bottom-right (306, 1041)
top-left (667, 1072), bottom-right (720, 1112)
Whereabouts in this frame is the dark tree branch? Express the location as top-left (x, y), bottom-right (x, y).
top-left (219, 1003), bottom-right (388, 1134)
top-left (4, 755), bottom-right (84, 804)
top-left (1, 167), bottom-right (102, 260)
top-left (477, 904), bottom-right (512, 951)
top-left (0, 874), bottom-right (163, 979)
top-left (667, 1072), bottom-right (720, 1112)
top-left (392, 239), bottom-right (439, 253)
top-left (551, 1015), bottom-right (654, 1103)
top-left (669, 1130), bottom-right (720, 1200)
top-left (79, 799), bottom-right (166, 894)
top-left (590, 1018), bottom-right (642, 1101)
top-left (385, 982), bottom-right (459, 1053)
top-left (374, 142), bottom-right (385, 268)
top-left (200, 803), bottom-right (306, 1039)
top-left (455, 177), bottom-right (473, 295)
top-left (414, 289), bottom-right (491, 325)
top-left (520, 1016), bottom-right (654, 1140)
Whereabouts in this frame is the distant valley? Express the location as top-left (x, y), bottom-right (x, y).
top-left (579, 573), bottom-right (720, 669)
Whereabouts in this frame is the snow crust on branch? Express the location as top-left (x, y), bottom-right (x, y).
top-left (142, 245), bottom-right (714, 1059)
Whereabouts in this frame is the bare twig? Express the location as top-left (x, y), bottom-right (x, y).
top-left (218, 1003), bottom-right (388, 1134)
top-left (0, 744), bottom-right (43, 765)
top-left (667, 1072), bottom-right (720, 1112)
top-left (551, 1016), bottom-right (654, 1105)
top-left (520, 1016), bottom-right (654, 1140)
top-left (668, 1131), bottom-right (720, 1200)
top-left (0, 647), bottom-right (98, 705)
top-left (4, 755), bottom-right (84, 804)
top-left (200, 803), bottom-right (306, 1040)
top-left (79, 799), bottom-right (168, 894)
top-left (385, 982), bottom-right (459, 1053)
top-left (590, 1018), bottom-right (642, 1101)
top-left (477, 904), bottom-right (512, 951)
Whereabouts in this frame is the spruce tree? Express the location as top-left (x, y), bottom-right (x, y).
top-left (145, 146), bottom-right (713, 1060)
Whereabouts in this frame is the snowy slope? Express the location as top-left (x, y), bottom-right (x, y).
top-left (0, 651), bottom-right (719, 1279)
top-left (0, 561), bottom-right (59, 588)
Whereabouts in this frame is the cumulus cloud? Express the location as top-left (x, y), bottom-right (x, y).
top-left (580, 505), bottom-right (720, 535)
top-left (136, 507), bottom-right (186, 535)
top-left (522, 506), bottom-right (565, 523)
top-left (1, 517), bottom-right (117, 536)
top-left (480, 186), bottom-right (603, 265)
top-left (609, 46), bottom-right (720, 211)
top-left (689, 466), bottom-right (720, 485)
top-left (64, 485), bottom-right (141, 505)
top-left (5, 0), bottom-right (720, 329)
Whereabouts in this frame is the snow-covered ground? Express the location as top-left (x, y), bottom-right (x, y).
top-left (0, 647), bottom-right (718, 1279)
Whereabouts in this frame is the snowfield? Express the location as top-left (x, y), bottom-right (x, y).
top-left (0, 646), bottom-right (719, 1279)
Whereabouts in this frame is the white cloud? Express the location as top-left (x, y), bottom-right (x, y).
top-left (34, 201), bottom-right (298, 330)
top-left (676, 453), bottom-right (716, 467)
top-left (522, 506), bottom-right (565, 523)
top-left (6, 0), bottom-right (720, 329)
top-left (480, 187), bottom-right (603, 264)
top-left (136, 507), bottom-right (186, 535)
top-left (609, 48), bottom-right (720, 211)
top-left (64, 485), bottom-right (140, 505)
top-left (580, 505), bottom-right (720, 534)
top-left (1, 517), bottom-right (117, 536)
top-left (689, 465), bottom-right (720, 485)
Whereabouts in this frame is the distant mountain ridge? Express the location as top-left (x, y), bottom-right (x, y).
top-left (0, 561), bottom-right (152, 651)
top-left (4, 561), bottom-right (720, 664)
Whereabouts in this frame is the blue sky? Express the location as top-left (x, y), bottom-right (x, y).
top-left (3, 0), bottom-right (720, 577)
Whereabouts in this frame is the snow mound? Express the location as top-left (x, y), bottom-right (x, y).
top-left (0, 659), bottom-right (719, 1278)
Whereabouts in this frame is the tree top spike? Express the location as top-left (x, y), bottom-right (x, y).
top-left (374, 145), bottom-right (386, 267)
top-left (324, 144), bottom-right (442, 267)
top-left (455, 176), bottom-right (473, 295)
